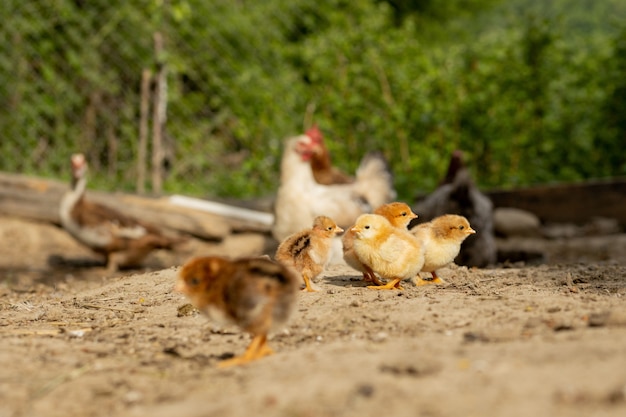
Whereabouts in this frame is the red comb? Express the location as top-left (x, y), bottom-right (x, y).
top-left (305, 124), bottom-right (323, 144)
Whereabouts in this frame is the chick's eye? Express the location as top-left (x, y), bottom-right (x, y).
top-left (459, 225), bottom-right (465, 230)
top-left (327, 226), bottom-right (333, 231)
top-left (364, 225), bottom-right (370, 229)
top-left (189, 277), bottom-right (200, 286)
top-left (401, 212), bottom-right (407, 217)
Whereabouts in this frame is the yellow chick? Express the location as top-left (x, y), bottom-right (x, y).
top-left (275, 215), bottom-right (344, 292)
top-left (351, 214), bottom-right (425, 290)
top-left (343, 202), bottom-right (418, 286)
top-left (176, 256), bottom-right (300, 367)
top-left (411, 214), bottom-right (476, 285)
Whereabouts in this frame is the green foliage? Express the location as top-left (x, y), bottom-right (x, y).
top-left (0, 0), bottom-right (624, 200)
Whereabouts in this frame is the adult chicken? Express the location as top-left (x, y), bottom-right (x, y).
top-left (271, 132), bottom-right (396, 242)
top-left (305, 125), bottom-right (354, 185)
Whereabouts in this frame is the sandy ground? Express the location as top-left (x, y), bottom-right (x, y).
top-left (1, 216), bottom-right (626, 417)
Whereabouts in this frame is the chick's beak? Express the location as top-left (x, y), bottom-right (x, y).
top-left (350, 226), bottom-right (361, 233)
top-left (467, 227), bottom-right (476, 234)
top-left (335, 226), bottom-right (344, 233)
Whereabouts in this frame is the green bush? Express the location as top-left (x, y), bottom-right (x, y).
top-left (0, 0), bottom-right (624, 201)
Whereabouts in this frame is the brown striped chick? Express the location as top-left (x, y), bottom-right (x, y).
top-left (176, 256), bottom-right (299, 368)
top-left (275, 216), bottom-right (343, 292)
top-left (411, 214), bottom-right (476, 285)
top-left (343, 202), bottom-right (418, 286)
top-left (351, 214), bottom-right (425, 290)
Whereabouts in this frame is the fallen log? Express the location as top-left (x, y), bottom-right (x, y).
top-left (0, 172), bottom-right (274, 239)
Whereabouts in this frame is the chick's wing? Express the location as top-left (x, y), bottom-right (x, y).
top-left (376, 232), bottom-right (413, 263)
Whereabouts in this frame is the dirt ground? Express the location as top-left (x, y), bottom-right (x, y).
top-left (1, 215), bottom-right (625, 417)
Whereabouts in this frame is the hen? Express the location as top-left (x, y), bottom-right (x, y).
top-left (272, 131), bottom-right (395, 242)
top-left (412, 150), bottom-right (496, 267)
top-left (306, 125), bottom-right (354, 185)
top-left (343, 202), bottom-right (417, 286)
top-left (275, 215), bottom-right (343, 292)
top-left (59, 153), bottom-right (184, 271)
top-left (350, 214), bottom-right (425, 290)
top-left (411, 214), bottom-right (475, 285)
top-left (176, 256), bottom-right (299, 367)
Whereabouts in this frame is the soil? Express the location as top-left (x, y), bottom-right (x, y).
top-left (1, 215), bottom-right (625, 417)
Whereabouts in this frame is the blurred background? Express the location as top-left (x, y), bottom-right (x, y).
top-left (1, 0), bottom-right (625, 202)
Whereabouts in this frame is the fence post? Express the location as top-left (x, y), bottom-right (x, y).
top-left (138, 69), bottom-right (152, 194)
top-left (151, 31), bottom-right (167, 196)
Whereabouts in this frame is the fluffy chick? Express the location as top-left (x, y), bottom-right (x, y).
top-left (176, 256), bottom-right (299, 368)
top-left (412, 150), bottom-right (496, 267)
top-left (351, 214), bottom-right (425, 290)
top-left (275, 216), bottom-right (343, 292)
top-left (343, 202), bottom-right (418, 286)
top-left (411, 214), bottom-right (476, 285)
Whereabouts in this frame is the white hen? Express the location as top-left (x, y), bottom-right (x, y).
top-left (271, 133), bottom-right (395, 242)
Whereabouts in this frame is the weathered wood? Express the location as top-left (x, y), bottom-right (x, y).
top-left (487, 178), bottom-right (626, 225)
top-left (137, 68), bottom-right (152, 194)
top-left (0, 172), bottom-right (273, 239)
top-left (151, 31), bottom-right (167, 195)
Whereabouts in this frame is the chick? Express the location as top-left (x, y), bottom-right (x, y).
top-left (343, 202), bottom-right (418, 286)
top-left (351, 214), bottom-right (425, 290)
top-left (275, 216), bottom-right (344, 292)
top-left (411, 214), bottom-right (476, 285)
top-left (412, 150), bottom-right (496, 267)
top-left (176, 256), bottom-right (299, 368)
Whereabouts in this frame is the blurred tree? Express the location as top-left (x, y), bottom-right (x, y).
top-left (0, 0), bottom-right (624, 201)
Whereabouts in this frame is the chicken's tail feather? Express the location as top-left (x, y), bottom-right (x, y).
top-left (353, 151), bottom-right (396, 210)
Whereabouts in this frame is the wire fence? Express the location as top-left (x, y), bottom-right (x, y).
top-left (0, 0), bottom-right (305, 198)
top-left (2, 1), bottom-right (625, 201)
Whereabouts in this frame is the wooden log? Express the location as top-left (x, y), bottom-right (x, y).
top-left (0, 172), bottom-right (273, 239)
top-left (487, 178), bottom-right (626, 225)
top-left (0, 173), bottom-right (66, 223)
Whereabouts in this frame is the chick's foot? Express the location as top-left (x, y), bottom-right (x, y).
top-left (363, 271), bottom-right (386, 286)
top-left (217, 334), bottom-right (274, 368)
top-left (415, 273), bottom-right (446, 286)
top-left (302, 274), bottom-right (318, 292)
top-left (367, 278), bottom-right (404, 290)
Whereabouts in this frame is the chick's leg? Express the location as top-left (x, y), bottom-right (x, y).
top-left (415, 271), bottom-right (446, 286)
top-left (363, 267), bottom-right (386, 286)
top-left (302, 273), bottom-right (318, 292)
top-left (367, 278), bottom-right (404, 290)
top-left (218, 334), bottom-right (274, 368)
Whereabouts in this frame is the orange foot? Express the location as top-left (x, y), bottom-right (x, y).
top-left (367, 278), bottom-right (403, 290)
top-left (301, 274), bottom-right (318, 292)
top-left (218, 334), bottom-right (274, 368)
top-left (415, 272), bottom-right (446, 286)
top-left (362, 269), bottom-right (386, 286)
